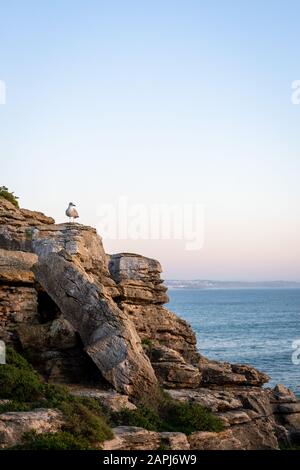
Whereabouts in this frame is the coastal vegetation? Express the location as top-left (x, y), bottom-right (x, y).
top-left (112, 390), bottom-right (224, 435)
top-left (0, 347), bottom-right (224, 449)
top-left (0, 347), bottom-right (113, 449)
top-left (0, 186), bottom-right (19, 207)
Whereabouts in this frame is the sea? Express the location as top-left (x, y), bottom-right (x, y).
top-left (167, 288), bottom-right (300, 396)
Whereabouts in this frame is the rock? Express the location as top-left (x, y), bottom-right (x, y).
top-left (32, 223), bottom-right (117, 297)
top-left (34, 349), bottom-right (103, 384)
top-left (274, 424), bottom-right (291, 447)
top-left (109, 253), bottom-right (199, 365)
top-left (102, 426), bottom-right (160, 450)
top-left (169, 386), bottom-right (283, 449)
top-left (0, 249), bottom-right (37, 284)
top-left (18, 317), bottom-right (78, 351)
top-left (270, 384), bottom-right (300, 435)
top-left (188, 420), bottom-right (278, 450)
top-left (275, 403), bottom-right (300, 414)
top-left (0, 285), bottom-right (38, 340)
top-left (0, 400), bottom-right (10, 406)
top-left (189, 430), bottom-right (241, 450)
top-left (123, 304), bottom-right (199, 364)
top-left (0, 249), bottom-right (39, 344)
top-left (272, 384), bottom-right (298, 403)
top-left (108, 253), bottom-right (167, 300)
top-left (230, 419), bottom-right (279, 450)
top-left (149, 345), bottom-right (201, 389)
top-left (0, 285), bottom-right (38, 344)
top-left (33, 235), bottom-right (158, 398)
top-left (159, 432), bottom-right (190, 450)
top-left (276, 412), bottom-right (300, 428)
top-left (236, 387), bottom-right (274, 417)
top-left (231, 364), bottom-right (270, 386)
top-left (217, 410), bottom-right (252, 427)
top-left (16, 303), bottom-right (108, 385)
top-left (0, 198), bottom-right (54, 251)
top-left (167, 388), bottom-right (243, 412)
top-left (201, 360), bottom-right (269, 386)
top-left (69, 387), bottom-right (137, 412)
top-left (0, 409), bottom-right (63, 448)
top-left (289, 429), bottom-right (300, 445)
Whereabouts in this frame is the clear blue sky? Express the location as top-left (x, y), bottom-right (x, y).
top-left (1, 1), bottom-right (300, 280)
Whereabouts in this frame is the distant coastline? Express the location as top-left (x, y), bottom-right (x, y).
top-left (165, 280), bottom-right (300, 290)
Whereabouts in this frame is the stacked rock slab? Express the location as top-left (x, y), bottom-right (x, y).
top-left (0, 409), bottom-right (63, 449)
top-left (168, 384), bottom-right (300, 449)
top-left (0, 199), bottom-right (157, 398)
top-left (108, 253), bottom-right (201, 388)
top-left (107, 253), bottom-right (272, 391)
top-left (108, 254), bottom-right (198, 362)
top-left (0, 249), bottom-right (38, 344)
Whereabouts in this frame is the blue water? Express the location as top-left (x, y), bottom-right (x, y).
top-left (167, 288), bottom-right (300, 395)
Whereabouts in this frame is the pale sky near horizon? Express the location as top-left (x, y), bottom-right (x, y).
top-left (1, 1), bottom-right (300, 281)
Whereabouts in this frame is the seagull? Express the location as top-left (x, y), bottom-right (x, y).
top-left (66, 202), bottom-right (79, 223)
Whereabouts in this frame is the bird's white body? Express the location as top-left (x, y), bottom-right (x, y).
top-left (66, 203), bottom-right (79, 222)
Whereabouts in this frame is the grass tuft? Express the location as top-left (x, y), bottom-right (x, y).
top-left (0, 186), bottom-right (19, 207)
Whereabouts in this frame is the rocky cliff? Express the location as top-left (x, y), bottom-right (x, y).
top-left (0, 197), bottom-right (300, 450)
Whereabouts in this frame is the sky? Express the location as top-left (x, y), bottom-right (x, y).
top-left (1, 0), bottom-right (300, 281)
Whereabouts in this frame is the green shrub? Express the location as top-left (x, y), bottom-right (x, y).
top-left (42, 383), bottom-right (113, 443)
top-left (43, 383), bottom-right (72, 407)
top-left (159, 401), bottom-right (224, 434)
top-left (0, 349), bottom-right (44, 402)
top-left (112, 405), bottom-right (163, 431)
top-left (0, 347), bottom-right (114, 449)
top-left (0, 400), bottom-right (32, 414)
top-left (280, 444), bottom-right (300, 450)
top-left (76, 395), bottom-right (109, 416)
top-left (113, 392), bottom-right (224, 435)
top-left (0, 186), bottom-right (19, 207)
top-left (13, 431), bottom-right (90, 450)
top-left (5, 347), bottom-right (35, 372)
top-left (158, 443), bottom-right (170, 450)
top-left (0, 349), bottom-right (44, 410)
top-left (60, 399), bottom-right (113, 443)
top-left (1, 347), bottom-right (223, 447)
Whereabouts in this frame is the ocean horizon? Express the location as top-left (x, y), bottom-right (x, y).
top-left (167, 287), bottom-right (300, 396)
